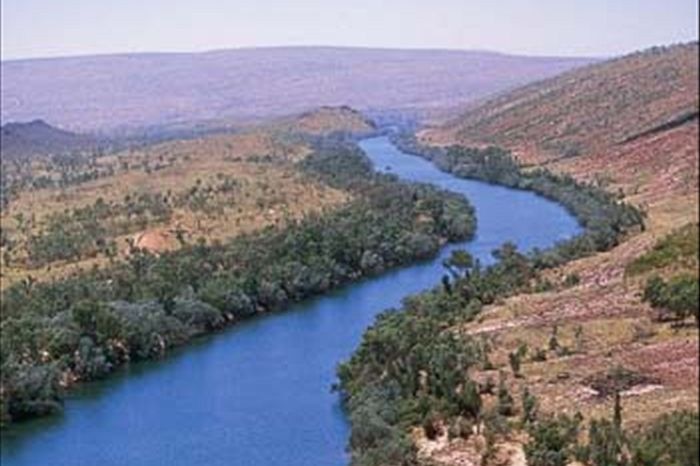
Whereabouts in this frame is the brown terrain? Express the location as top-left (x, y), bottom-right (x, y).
top-left (0, 107), bottom-right (373, 288)
top-left (274, 105), bottom-right (377, 136)
top-left (418, 43), bottom-right (699, 464)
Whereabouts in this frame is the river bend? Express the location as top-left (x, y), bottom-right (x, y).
top-left (0, 136), bottom-right (580, 466)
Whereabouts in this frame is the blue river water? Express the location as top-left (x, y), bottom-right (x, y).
top-left (0, 136), bottom-right (581, 466)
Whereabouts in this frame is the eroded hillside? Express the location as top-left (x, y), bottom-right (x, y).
top-left (416, 43), bottom-right (699, 464)
top-left (426, 42), bottom-right (698, 163)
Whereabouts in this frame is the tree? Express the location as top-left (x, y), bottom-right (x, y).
top-left (423, 412), bottom-right (441, 440)
top-left (72, 300), bottom-right (102, 336)
top-left (643, 275), bottom-right (699, 325)
top-left (459, 380), bottom-right (482, 420)
top-left (151, 277), bottom-right (178, 315)
top-left (580, 390), bottom-right (626, 466)
top-left (587, 418), bottom-right (626, 466)
top-left (509, 342), bottom-right (528, 377)
top-left (497, 373), bottom-right (515, 416)
top-left (521, 387), bottom-right (538, 426)
top-left (666, 276), bottom-right (699, 324)
top-left (549, 325), bottom-right (560, 352)
top-left (508, 350), bottom-right (521, 377)
top-left (631, 410), bottom-right (699, 466)
top-left (441, 274), bottom-right (452, 294)
top-left (613, 390), bottom-right (622, 432)
top-left (443, 249), bottom-right (474, 278)
top-left (525, 414), bottom-right (581, 466)
top-left (643, 276), bottom-right (666, 308)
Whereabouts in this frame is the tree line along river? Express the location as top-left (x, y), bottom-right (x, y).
top-left (0, 136), bottom-right (580, 466)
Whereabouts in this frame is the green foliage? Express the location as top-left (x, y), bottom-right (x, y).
top-left (443, 144), bottom-right (644, 261)
top-left (643, 274), bottom-right (699, 323)
top-left (525, 414), bottom-right (582, 466)
top-left (0, 141), bottom-right (477, 426)
top-left (347, 394), bottom-right (419, 466)
top-left (392, 133), bottom-right (645, 266)
top-left (443, 250), bottom-right (475, 278)
top-left (521, 387), bottom-right (538, 426)
top-left (582, 418), bottom-right (626, 466)
top-left (626, 223), bottom-right (698, 276)
top-left (509, 342), bottom-right (528, 377)
top-left (337, 241), bottom-right (551, 464)
top-left (630, 411), bottom-right (699, 466)
top-left (459, 380), bottom-right (482, 419)
top-left (563, 273), bottom-right (581, 287)
top-left (525, 387), bottom-right (699, 466)
top-left (20, 191), bottom-right (171, 267)
top-left (579, 392), bottom-right (626, 466)
top-left (340, 133), bottom-right (646, 464)
top-left (1, 148), bottom-right (119, 212)
top-left (496, 378), bottom-right (515, 417)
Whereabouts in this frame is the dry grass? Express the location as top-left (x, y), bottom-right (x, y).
top-left (417, 44), bottom-right (699, 465)
top-left (454, 121), bottom-right (699, 428)
top-left (0, 117), bottom-right (359, 288)
top-left (272, 106), bottom-right (376, 136)
top-left (424, 43), bottom-right (698, 163)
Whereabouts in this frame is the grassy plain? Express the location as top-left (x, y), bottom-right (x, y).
top-left (0, 107), bottom-right (375, 288)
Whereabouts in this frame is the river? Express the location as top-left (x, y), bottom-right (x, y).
top-left (0, 136), bottom-right (581, 466)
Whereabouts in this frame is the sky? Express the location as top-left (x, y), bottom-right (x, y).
top-left (1, 0), bottom-right (698, 60)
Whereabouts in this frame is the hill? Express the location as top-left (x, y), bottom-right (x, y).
top-left (414, 43), bottom-right (698, 464)
top-left (276, 105), bottom-right (376, 136)
top-left (0, 106), bottom-right (373, 288)
top-left (427, 42), bottom-right (698, 162)
top-left (0, 106), bottom-right (478, 428)
top-left (0, 47), bottom-right (595, 132)
top-left (0, 120), bottom-right (98, 160)
top-left (423, 43), bottom-right (699, 209)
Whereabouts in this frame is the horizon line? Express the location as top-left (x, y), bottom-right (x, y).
top-left (0, 43), bottom-right (615, 64)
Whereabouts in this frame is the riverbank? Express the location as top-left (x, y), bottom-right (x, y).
top-left (1, 136), bottom-right (583, 466)
top-left (406, 44), bottom-right (699, 465)
top-left (338, 137), bottom-right (646, 465)
top-left (0, 140), bottom-right (475, 427)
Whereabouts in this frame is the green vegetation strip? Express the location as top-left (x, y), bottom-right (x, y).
top-left (0, 142), bottom-right (476, 426)
top-left (626, 223), bottom-right (699, 325)
top-left (626, 222), bottom-right (698, 276)
top-left (337, 135), bottom-right (670, 466)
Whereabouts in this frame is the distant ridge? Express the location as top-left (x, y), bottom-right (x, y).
top-left (0, 47), bottom-right (596, 132)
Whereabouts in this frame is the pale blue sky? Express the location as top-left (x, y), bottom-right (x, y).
top-left (2, 0), bottom-right (698, 60)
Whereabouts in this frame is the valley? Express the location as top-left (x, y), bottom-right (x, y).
top-left (0, 34), bottom-right (697, 466)
top-left (0, 135), bottom-right (580, 466)
top-left (376, 42), bottom-right (699, 465)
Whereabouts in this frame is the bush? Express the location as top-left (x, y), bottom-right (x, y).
top-left (631, 411), bottom-right (699, 466)
top-left (0, 141), bottom-right (477, 426)
top-left (626, 223), bottom-right (698, 276)
top-left (525, 414), bottom-right (581, 466)
top-left (643, 274), bottom-right (699, 324)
